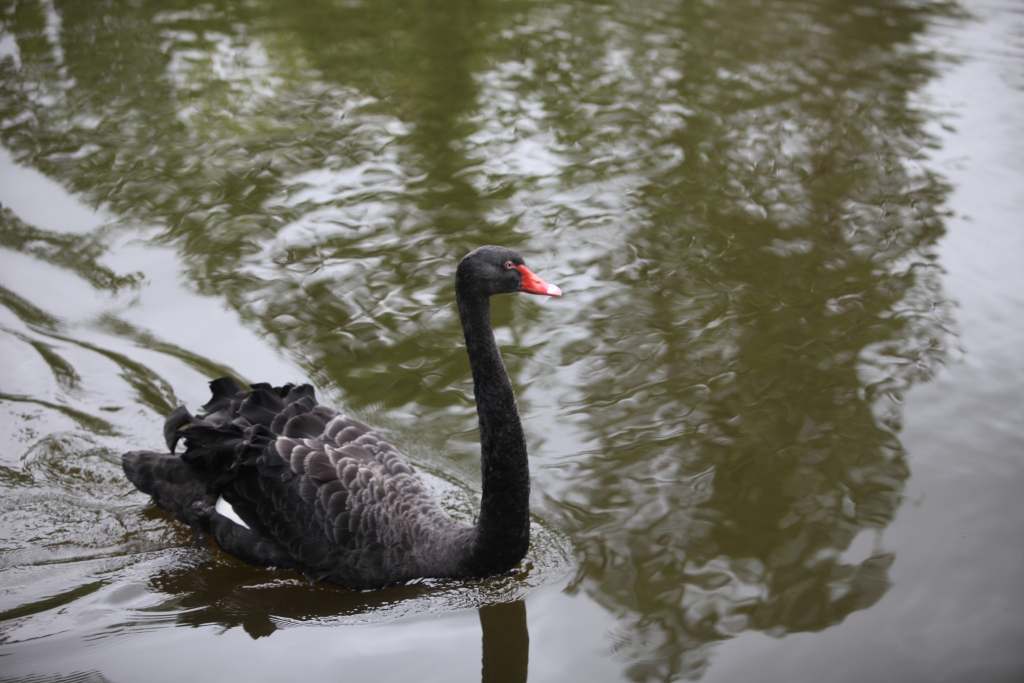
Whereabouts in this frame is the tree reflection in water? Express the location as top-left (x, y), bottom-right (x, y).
top-left (532, 1), bottom-right (957, 680)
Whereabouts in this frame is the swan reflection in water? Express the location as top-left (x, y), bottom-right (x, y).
top-left (480, 601), bottom-right (530, 683)
top-left (136, 553), bottom-right (529, 683)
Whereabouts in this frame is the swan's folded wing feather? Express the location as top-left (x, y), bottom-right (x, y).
top-left (201, 376), bottom-right (244, 414)
top-left (248, 425), bottom-right (447, 577)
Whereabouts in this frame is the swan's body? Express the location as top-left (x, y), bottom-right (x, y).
top-left (122, 246), bottom-right (560, 589)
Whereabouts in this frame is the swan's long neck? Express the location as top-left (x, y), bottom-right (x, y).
top-left (456, 289), bottom-right (531, 575)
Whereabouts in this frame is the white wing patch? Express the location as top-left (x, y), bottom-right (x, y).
top-left (216, 495), bottom-right (251, 529)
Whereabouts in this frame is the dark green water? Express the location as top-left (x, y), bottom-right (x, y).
top-left (1, 0), bottom-right (1023, 681)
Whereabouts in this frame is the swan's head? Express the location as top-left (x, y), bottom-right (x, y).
top-left (457, 246), bottom-right (562, 298)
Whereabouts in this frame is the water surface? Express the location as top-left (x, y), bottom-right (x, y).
top-left (1, 0), bottom-right (1022, 681)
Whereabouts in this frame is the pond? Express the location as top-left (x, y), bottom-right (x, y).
top-left (1, 0), bottom-right (1023, 681)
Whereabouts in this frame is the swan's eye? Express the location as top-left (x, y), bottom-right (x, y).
top-left (505, 261), bottom-right (515, 270)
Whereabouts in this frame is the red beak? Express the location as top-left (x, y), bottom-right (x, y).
top-left (515, 265), bottom-right (562, 297)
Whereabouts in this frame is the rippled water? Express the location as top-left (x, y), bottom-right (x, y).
top-left (1, 0), bottom-right (1022, 681)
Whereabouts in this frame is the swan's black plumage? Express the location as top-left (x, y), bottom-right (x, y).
top-left (122, 246), bottom-right (560, 589)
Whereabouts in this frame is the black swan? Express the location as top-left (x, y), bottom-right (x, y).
top-left (122, 246), bottom-right (561, 589)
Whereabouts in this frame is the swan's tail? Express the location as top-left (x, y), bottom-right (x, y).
top-left (122, 450), bottom-right (215, 527)
top-left (122, 378), bottom-right (312, 528)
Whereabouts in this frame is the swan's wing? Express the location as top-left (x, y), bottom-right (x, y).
top-left (160, 381), bottom-right (458, 586)
top-left (247, 415), bottom-right (448, 576)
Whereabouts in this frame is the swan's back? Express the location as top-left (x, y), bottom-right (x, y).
top-left (123, 378), bottom-right (472, 589)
